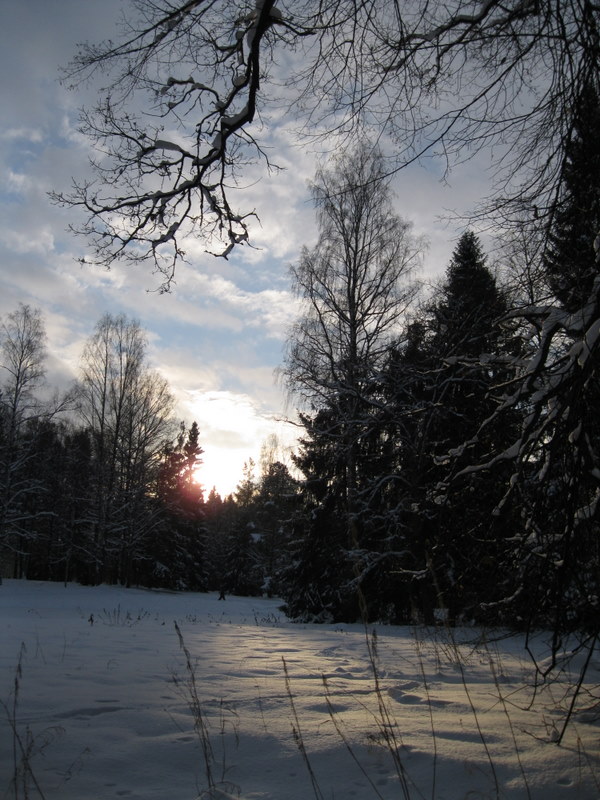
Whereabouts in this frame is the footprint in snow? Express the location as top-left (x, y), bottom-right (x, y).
top-left (387, 680), bottom-right (452, 708)
top-left (387, 681), bottom-right (422, 703)
top-left (53, 706), bottom-right (124, 719)
top-left (387, 688), bottom-right (422, 704)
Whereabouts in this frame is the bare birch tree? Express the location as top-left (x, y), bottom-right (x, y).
top-left (281, 143), bottom-right (422, 620)
top-left (0, 305), bottom-right (47, 580)
top-left (284, 144), bottom-right (421, 409)
top-left (78, 313), bottom-right (174, 583)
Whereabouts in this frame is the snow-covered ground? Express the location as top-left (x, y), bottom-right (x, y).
top-left (1, 580), bottom-right (598, 799)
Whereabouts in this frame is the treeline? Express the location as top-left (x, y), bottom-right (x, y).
top-left (0, 308), bottom-right (298, 592)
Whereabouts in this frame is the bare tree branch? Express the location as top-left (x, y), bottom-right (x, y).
top-left (54, 1), bottom-right (600, 286)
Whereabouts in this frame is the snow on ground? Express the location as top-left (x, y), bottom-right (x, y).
top-left (1, 580), bottom-right (599, 800)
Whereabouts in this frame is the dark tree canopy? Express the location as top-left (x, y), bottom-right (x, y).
top-left (543, 81), bottom-right (600, 311)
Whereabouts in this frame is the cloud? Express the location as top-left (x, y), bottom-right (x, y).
top-left (0, 226), bottom-right (56, 256)
top-left (186, 272), bottom-right (299, 338)
top-left (2, 128), bottom-right (45, 144)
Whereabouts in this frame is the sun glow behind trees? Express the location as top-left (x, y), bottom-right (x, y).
top-left (183, 390), bottom-right (297, 498)
top-left (193, 448), bottom-right (240, 499)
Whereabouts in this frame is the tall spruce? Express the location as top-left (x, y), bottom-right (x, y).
top-left (221, 460), bottom-right (262, 596)
top-left (377, 320), bottom-right (440, 623)
top-left (253, 460), bottom-right (299, 597)
top-left (432, 233), bottom-right (519, 621)
top-left (386, 233), bottom-right (517, 623)
top-left (151, 421), bottom-right (206, 590)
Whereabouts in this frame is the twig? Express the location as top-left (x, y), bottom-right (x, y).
top-left (321, 675), bottom-right (386, 800)
top-left (282, 657), bottom-right (324, 800)
top-left (174, 620), bottom-right (215, 790)
top-left (484, 636), bottom-right (532, 800)
top-left (364, 627), bottom-right (417, 800)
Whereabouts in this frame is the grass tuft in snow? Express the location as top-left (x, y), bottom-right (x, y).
top-left (1, 644), bottom-right (63, 800)
top-left (173, 621), bottom-right (240, 799)
top-left (363, 628), bottom-right (414, 800)
top-left (89, 605), bottom-right (152, 626)
top-left (283, 656), bottom-right (325, 800)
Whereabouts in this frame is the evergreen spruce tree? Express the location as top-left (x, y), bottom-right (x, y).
top-left (282, 409), bottom-right (360, 621)
top-left (220, 461), bottom-right (263, 596)
top-left (151, 421), bottom-right (207, 590)
top-left (382, 233), bottom-right (518, 623)
top-left (378, 321), bottom-right (440, 623)
top-left (429, 232), bottom-right (521, 622)
top-left (58, 427), bottom-right (94, 584)
top-left (253, 461), bottom-right (299, 597)
top-left (203, 487), bottom-right (230, 592)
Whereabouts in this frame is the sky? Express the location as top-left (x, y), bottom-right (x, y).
top-left (0, 0), bottom-right (489, 496)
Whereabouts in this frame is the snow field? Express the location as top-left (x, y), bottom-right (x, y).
top-left (1, 580), bottom-right (599, 799)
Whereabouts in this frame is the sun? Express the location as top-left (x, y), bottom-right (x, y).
top-left (192, 447), bottom-right (244, 499)
top-left (183, 389), bottom-right (299, 500)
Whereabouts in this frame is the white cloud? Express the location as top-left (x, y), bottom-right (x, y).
top-left (4, 169), bottom-right (33, 194)
top-left (191, 274), bottom-right (298, 338)
top-left (2, 127), bottom-right (45, 143)
top-left (0, 225), bottom-right (55, 256)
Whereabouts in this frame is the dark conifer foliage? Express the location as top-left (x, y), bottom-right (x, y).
top-left (378, 232), bottom-right (518, 624)
top-left (253, 460), bottom-right (299, 597)
top-left (433, 232), bottom-right (507, 357)
top-left (424, 233), bottom-right (517, 622)
top-left (426, 232), bottom-right (511, 476)
top-left (149, 421), bottom-right (207, 590)
top-left (454, 88), bottom-right (600, 646)
top-left (499, 84), bottom-right (600, 637)
top-left (378, 323), bottom-right (443, 623)
top-left (217, 460), bottom-right (262, 596)
top-left (204, 487), bottom-right (233, 592)
top-left (210, 458), bottom-right (299, 597)
top-left (282, 409), bottom-right (361, 621)
top-left (543, 82), bottom-right (600, 311)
